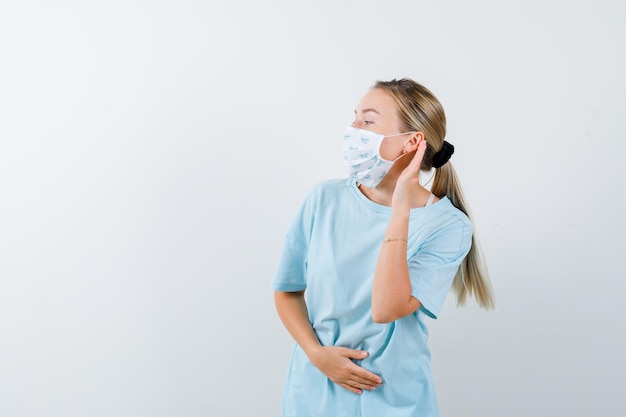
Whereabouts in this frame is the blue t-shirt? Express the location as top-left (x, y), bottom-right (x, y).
top-left (272, 179), bottom-right (472, 417)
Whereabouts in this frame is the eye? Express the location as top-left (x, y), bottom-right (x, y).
top-left (364, 120), bottom-right (374, 125)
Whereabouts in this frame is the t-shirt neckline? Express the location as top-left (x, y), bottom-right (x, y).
top-left (347, 179), bottom-right (448, 214)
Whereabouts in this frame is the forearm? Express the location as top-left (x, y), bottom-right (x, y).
top-left (275, 290), bottom-right (382, 393)
top-left (371, 208), bottom-right (420, 323)
top-left (274, 290), bottom-right (322, 357)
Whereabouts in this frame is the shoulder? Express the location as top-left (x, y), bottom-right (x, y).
top-left (291, 178), bottom-right (353, 220)
top-left (433, 197), bottom-right (472, 228)
top-left (417, 197), bottom-right (473, 254)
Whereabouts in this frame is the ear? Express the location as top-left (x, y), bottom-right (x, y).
top-left (403, 132), bottom-right (425, 153)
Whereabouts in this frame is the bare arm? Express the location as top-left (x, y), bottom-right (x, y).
top-left (274, 291), bottom-right (383, 394)
top-left (273, 290), bottom-right (321, 355)
top-left (371, 138), bottom-right (429, 323)
top-left (371, 210), bottom-right (421, 323)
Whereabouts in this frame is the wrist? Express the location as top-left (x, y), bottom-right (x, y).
top-left (383, 236), bottom-right (408, 243)
top-left (390, 207), bottom-right (410, 221)
top-left (304, 344), bottom-right (325, 365)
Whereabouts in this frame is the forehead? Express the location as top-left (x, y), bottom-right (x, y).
top-left (355, 88), bottom-right (399, 116)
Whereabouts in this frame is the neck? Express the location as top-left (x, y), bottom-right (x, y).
top-left (357, 152), bottom-right (435, 207)
top-left (358, 181), bottom-right (434, 208)
top-left (358, 183), bottom-right (394, 206)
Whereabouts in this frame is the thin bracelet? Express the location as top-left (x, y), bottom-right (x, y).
top-left (383, 237), bottom-right (408, 243)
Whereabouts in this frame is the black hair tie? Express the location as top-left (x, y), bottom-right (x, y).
top-left (432, 141), bottom-right (454, 168)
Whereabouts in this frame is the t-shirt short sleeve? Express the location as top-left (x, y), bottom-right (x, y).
top-left (271, 190), bottom-right (317, 292)
top-left (408, 217), bottom-right (472, 319)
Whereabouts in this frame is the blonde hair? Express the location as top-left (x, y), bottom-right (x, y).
top-left (374, 78), bottom-right (495, 309)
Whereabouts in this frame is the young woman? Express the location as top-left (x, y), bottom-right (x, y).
top-left (272, 78), bottom-right (494, 417)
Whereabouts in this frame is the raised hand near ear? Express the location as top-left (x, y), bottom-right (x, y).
top-left (391, 139), bottom-right (429, 210)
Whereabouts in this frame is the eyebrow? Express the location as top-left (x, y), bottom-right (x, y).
top-left (354, 108), bottom-right (381, 115)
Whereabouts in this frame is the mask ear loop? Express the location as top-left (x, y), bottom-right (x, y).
top-left (388, 131), bottom-right (421, 162)
top-left (389, 136), bottom-right (436, 187)
top-left (384, 131), bottom-right (417, 138)
top-left (392, 148), bottom-right (408, 162)
top-left (380, 131), bottom-right (417, 163)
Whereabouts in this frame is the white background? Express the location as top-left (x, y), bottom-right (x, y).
top-left (1, 1), bottom-right (624, 416)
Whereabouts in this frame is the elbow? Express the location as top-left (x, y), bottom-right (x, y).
top-left (371, 297), bottom-right (421, 324)
top-left (371, 308), bottom-right (397, 324)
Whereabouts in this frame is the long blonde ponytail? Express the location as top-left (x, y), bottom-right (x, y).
top-left (375, 78), bottom-right (495, 309)
top-left (431, 163), bottom-right (494, 308)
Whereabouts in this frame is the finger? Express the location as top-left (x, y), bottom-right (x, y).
top-left (340, 383), bottom-right (362, 395)
top-left (406, 139), bottom-right (428, 171)
top-left (416, 138), bottom-right (428, 159)
top-left (342, 368), bottom-right (380, 386)
top-left (338, 348), bottom-right (368, 360)
top-left (351, 367), bottom-right (383, 385)
top-left (346, 377), bottom-right (378, 391)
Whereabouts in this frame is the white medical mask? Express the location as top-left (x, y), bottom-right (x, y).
top-left (342, 126), bottom-right (436, 189)
top-left (342, 126), bottom-right (411, 188)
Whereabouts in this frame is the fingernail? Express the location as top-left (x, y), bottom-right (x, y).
top-left (361, 351), bottom-right (368, 357)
